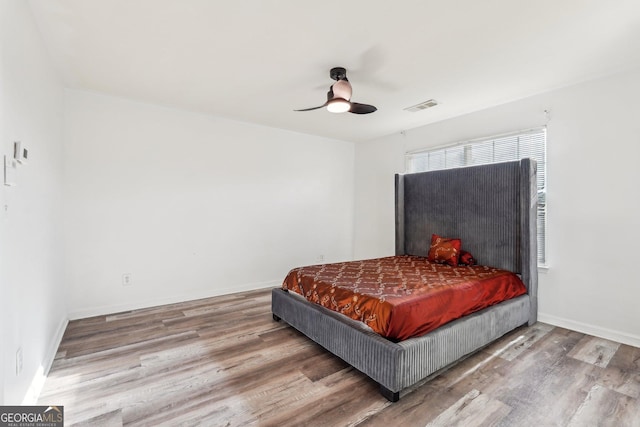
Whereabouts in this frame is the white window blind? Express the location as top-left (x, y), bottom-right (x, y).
top-left (406, 128), bottom-right (547, 266)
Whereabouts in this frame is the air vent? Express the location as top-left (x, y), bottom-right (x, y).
top-left (404, 99), bottom-right (438, 112)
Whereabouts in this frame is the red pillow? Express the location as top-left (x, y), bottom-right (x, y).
top-left (459, 250), bottom-right (477, 266)
top-left (428, 234), bottom-right (461, 266)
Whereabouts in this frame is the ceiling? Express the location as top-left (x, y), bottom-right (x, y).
top-left (28, 0), bottom-right (640, 142)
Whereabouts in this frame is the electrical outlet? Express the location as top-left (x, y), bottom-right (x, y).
top-left (316, 254), bottom-right (325, 263)
top-left (16, 347), bottom-right (23, 375)
top-left (122, 273), bottom-right (132, 286)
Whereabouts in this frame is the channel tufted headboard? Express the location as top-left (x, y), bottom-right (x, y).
top-left (395, 158), bottom-right (538, 323)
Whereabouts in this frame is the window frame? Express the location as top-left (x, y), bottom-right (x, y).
top-left (405, 127), bottom-right (547, 267)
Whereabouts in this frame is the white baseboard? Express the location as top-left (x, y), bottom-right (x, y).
top-left (538, 312), bottom-right (640, 348)
top-left (68, 280), bottom-right (281, 320)
top-left (22, 315), bottom-right (69, 405)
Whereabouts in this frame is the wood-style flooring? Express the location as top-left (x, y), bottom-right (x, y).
top-left (38, 288), bottom-right (640, 426)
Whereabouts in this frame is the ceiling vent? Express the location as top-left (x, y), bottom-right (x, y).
top-left (404, 99), bottom-right (438, 112)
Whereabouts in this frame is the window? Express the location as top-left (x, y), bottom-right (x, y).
top-left (406, 128), bottom-right (547, 266)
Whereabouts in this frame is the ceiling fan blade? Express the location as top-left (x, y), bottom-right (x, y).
top-left (294, 104), bottom-right (326, 112)
top-left (349, 102), bottom-right (377, 114)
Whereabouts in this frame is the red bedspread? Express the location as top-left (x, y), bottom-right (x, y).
top-left (282, 255), bottom-right (527, 341)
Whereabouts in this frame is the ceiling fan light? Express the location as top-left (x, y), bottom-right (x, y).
top-left (326, 98), bottom-right (350, 113)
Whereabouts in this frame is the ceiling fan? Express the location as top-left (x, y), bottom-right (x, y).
top-left (295, 67), bottom-right (377, 114)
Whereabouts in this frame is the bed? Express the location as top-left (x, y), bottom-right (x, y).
top-left (271, 159), bottom-right (538, 401)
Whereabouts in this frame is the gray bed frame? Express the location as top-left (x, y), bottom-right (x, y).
top-left (272, 159), bottom-right (538, 401)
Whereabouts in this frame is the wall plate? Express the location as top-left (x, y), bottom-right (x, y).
top-left (4, 155), bottom-right (17, 186)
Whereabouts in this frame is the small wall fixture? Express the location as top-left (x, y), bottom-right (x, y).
top-left (4, 155), bottom-right (16, 186)
top-left (14, 141), bottom-right (28, 164)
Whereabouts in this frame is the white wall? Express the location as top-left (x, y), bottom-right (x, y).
top-left (354, 68), bottom-right (640, 347)
top-left (0, 0), bottom-right (67, 405)
top-left (0, 1), bottom-right (5, 406)
top-left (64, 90), bottom-right (355, 318)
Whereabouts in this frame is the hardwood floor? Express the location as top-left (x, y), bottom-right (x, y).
top-left (38, 289), bottom-right (640, 426)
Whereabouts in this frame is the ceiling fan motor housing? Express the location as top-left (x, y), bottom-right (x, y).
top-left (330, 67), bottom-right (347, 81)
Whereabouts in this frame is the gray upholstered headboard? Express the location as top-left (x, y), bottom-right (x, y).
top-left (395, 159), bottom-right (538, 315)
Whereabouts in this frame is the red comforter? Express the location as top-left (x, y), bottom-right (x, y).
top-left (282, 255), bottom-right (527, 341)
